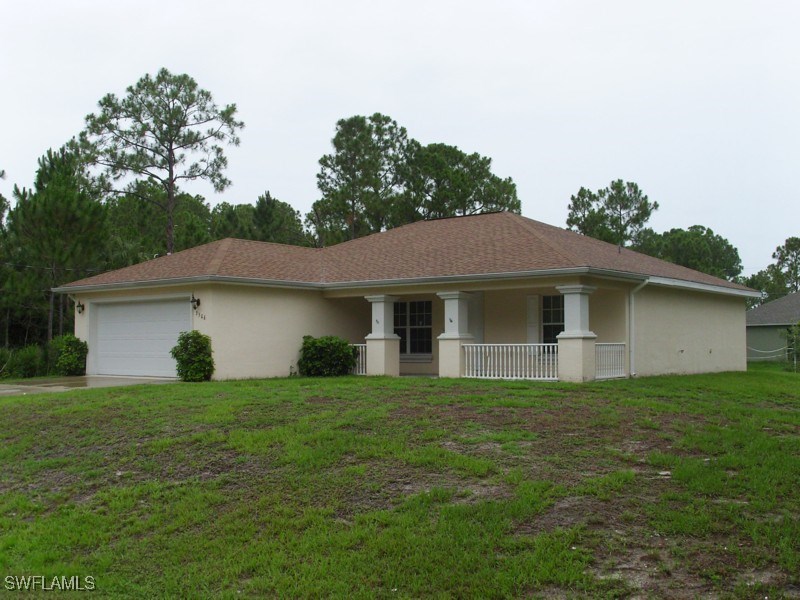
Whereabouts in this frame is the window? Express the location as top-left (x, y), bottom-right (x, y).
top-left (394, 300), bottom-right (432, 356)
top-left (542, 295), bottom-right (564, 344)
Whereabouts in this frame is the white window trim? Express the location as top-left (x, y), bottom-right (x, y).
top-left (394, 300), bottom-right (433, 359)
top-left (541, 295), bottom-right (565, 345)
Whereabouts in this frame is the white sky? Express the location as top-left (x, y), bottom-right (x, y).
top-left (2, 0), bottom-right (798, 275)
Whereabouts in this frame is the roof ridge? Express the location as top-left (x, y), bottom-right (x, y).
top-left (207, 238), bottom-right (233, 275)
top-left (507, 213), bottom-right (582, 267)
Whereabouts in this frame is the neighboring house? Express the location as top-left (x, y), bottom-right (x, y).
top-left (56, 212), bottom-right (757, 382)
top-left (746, 291), bottom-right (800, 361)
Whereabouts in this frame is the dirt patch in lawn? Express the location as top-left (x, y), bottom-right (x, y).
top-left (330, 461), bottom-right (513, 522)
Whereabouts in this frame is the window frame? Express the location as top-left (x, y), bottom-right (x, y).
top-left (394, 300), bottom-right (433, 362)
top-left (541, 295), bottom-right (565, 344)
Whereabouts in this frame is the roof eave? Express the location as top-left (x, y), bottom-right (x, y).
top-left (53, 275), bottom-right (324, 294)
top-left (54, 268), bottom-right (755, 298)
top-left (645, 276), bottom-right (760, 298)
top-left (320, 267), bottom-right (620, 289)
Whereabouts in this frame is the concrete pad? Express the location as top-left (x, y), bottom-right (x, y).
top-left (0, 376), bottom-right (177, 396)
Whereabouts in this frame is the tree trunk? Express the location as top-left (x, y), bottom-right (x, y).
top-left (166, 151), bottom-right (176, 254)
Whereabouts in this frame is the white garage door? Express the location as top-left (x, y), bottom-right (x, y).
top-left (95, 300), bottom-right (191, 377)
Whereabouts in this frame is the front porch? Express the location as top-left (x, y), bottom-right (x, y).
top-left (352, 341), bottom-right (626, 381)
top-left (344, 282), bottom-right (630, 382)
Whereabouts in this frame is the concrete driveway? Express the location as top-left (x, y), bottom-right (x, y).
top-left (0, 376), bottom-right (177, 396)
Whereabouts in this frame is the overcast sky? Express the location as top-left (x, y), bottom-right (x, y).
top-left (2, 0), bottom-right (797, 275)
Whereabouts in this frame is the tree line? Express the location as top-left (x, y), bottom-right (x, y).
top-left (0, 69), bottom-right (520, 348)
top-left (2, 67), bottom-right (793, 349)
top-left (564, 179), bottom-right (798, 305)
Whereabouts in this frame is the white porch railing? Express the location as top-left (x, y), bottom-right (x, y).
top-left (463, 344), bottom-right (558, 381)
top-left (595, 343), bottom-right (626, 379)
top-left (350, 344), bottom-right (367, 375)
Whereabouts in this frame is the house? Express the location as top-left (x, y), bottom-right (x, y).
top-left (56, 212), bottom-right (757, 382)
top-left (746, 291), bottom-right (800, 361)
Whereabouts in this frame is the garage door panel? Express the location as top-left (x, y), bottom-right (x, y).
top-left (95, 300), bottom-right (190, 377)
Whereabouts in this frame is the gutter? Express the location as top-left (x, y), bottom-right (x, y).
top-left (53, 267), bottom-right (754, 298)
top-left (52, 275), bottom-right (324, 294)
top-left (645, 276), bottom-right (760, 299)
top-left (629, 279), bottom-right (649, 377)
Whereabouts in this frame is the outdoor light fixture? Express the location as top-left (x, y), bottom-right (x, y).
top-left (191, 294), bottom-right (201, 310)
top-left (76, 301), bottom-right (85, 314)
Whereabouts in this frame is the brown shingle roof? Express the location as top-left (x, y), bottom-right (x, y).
top-left (62, 212), bottom-right (751, 292)
top-left (64, 238), bottom-right (321, 288)
top-left (747, 291), bottom-right (800, 325)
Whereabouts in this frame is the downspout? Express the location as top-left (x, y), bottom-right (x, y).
top-left (629, 279), bottom-right (649, 377)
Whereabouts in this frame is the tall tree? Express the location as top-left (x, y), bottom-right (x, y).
top-left (106, 181), bottom-right (212, 268)
top-left (210, 202), bottom-right (256, 240)
top-left (567, 179), bottom-right (658, 247)
top-left (773, 237), bottom-right (800, 293)
top-left (392, 142), bottom-right (520, 225)
top-left (253, 191), bottom-right (307, 245)
top-left (565, 187), bottom-right (612, 242)
top-left (0, 169), bottom-right (7, 228)
top-left (5, 146), bottom-right (107, 340)
top-left (209, 193), bottom-right (307, 245)
top-left (632, 225), bottom-right (742, 281)
top-left (742, 265), bottom-right (787, 308)
top-left (307, 114), bottom-right (522, 246)
top-left (308, 113), bottom-right (409, 246)
top-left (80, 68), bottom-right (243, 254)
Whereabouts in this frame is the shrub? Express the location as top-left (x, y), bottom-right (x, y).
top-left (170, 330), bottom-right (214, 382)
top-left (6, 345), bottom-right (45, 379)
top-left (50, 334), bottom-right (89, 376)
top-left (297, 335), bottom-right (357, 377)
top-left (785, 322), bottom-right (800, 372)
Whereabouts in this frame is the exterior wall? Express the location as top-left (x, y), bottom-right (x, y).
top-left (484, 289), bottom-right (529, 343)
top-left (202, 286), bottom-right (368, 379)
top-left (633, 286), bottom-right (746, 376)
top-left (483, 287), bottom-right (626, 344)
top-left (589, 289), bottom-right (627, 343)
top-left (72, 276), bottom-right (749, 381)
top-left (746, 326), bottom-right (789, 361)
top-left (74, 284), bottom-right (370, 380)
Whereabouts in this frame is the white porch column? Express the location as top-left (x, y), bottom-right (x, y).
top-left (556, 285), bottom-right (597, 382)
top-left (437, 292), bottom-right (473, 378)
top-left (364, 295), bottom-right (400, 376)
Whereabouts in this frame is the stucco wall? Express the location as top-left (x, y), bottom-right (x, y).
top-left (204, 286), bottom-right (369, 379)
top-left (746, 326), bottom-right (789, 361)
top-left (483, 287), bottom-right (626, 344)
top-left (72, 278), bottom-right (748, 380)
top-left (633, 286), bottom-right (746, 376)
top-left (74, 284), bottom-right (370, 380)
top-left (484, 289), bottom-right (529, 343)
top-left (589, 289), bottom-right (627, 343)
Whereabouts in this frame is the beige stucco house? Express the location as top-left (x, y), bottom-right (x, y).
top-left (57, 212), bottom-right (758, 382)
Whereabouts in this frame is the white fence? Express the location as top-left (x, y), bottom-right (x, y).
top-left (350, 344), bottom-right (367, 375)
top-left (463, 344), bottom-right (558, 380)
top-left (595, 343), bottom-right (626, 379)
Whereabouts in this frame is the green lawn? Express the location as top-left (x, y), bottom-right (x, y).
top-left (1, 365), bottom-right (798, 598)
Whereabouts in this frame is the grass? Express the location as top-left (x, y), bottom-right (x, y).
top-left (0, 363), bottom-right (798, 597)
